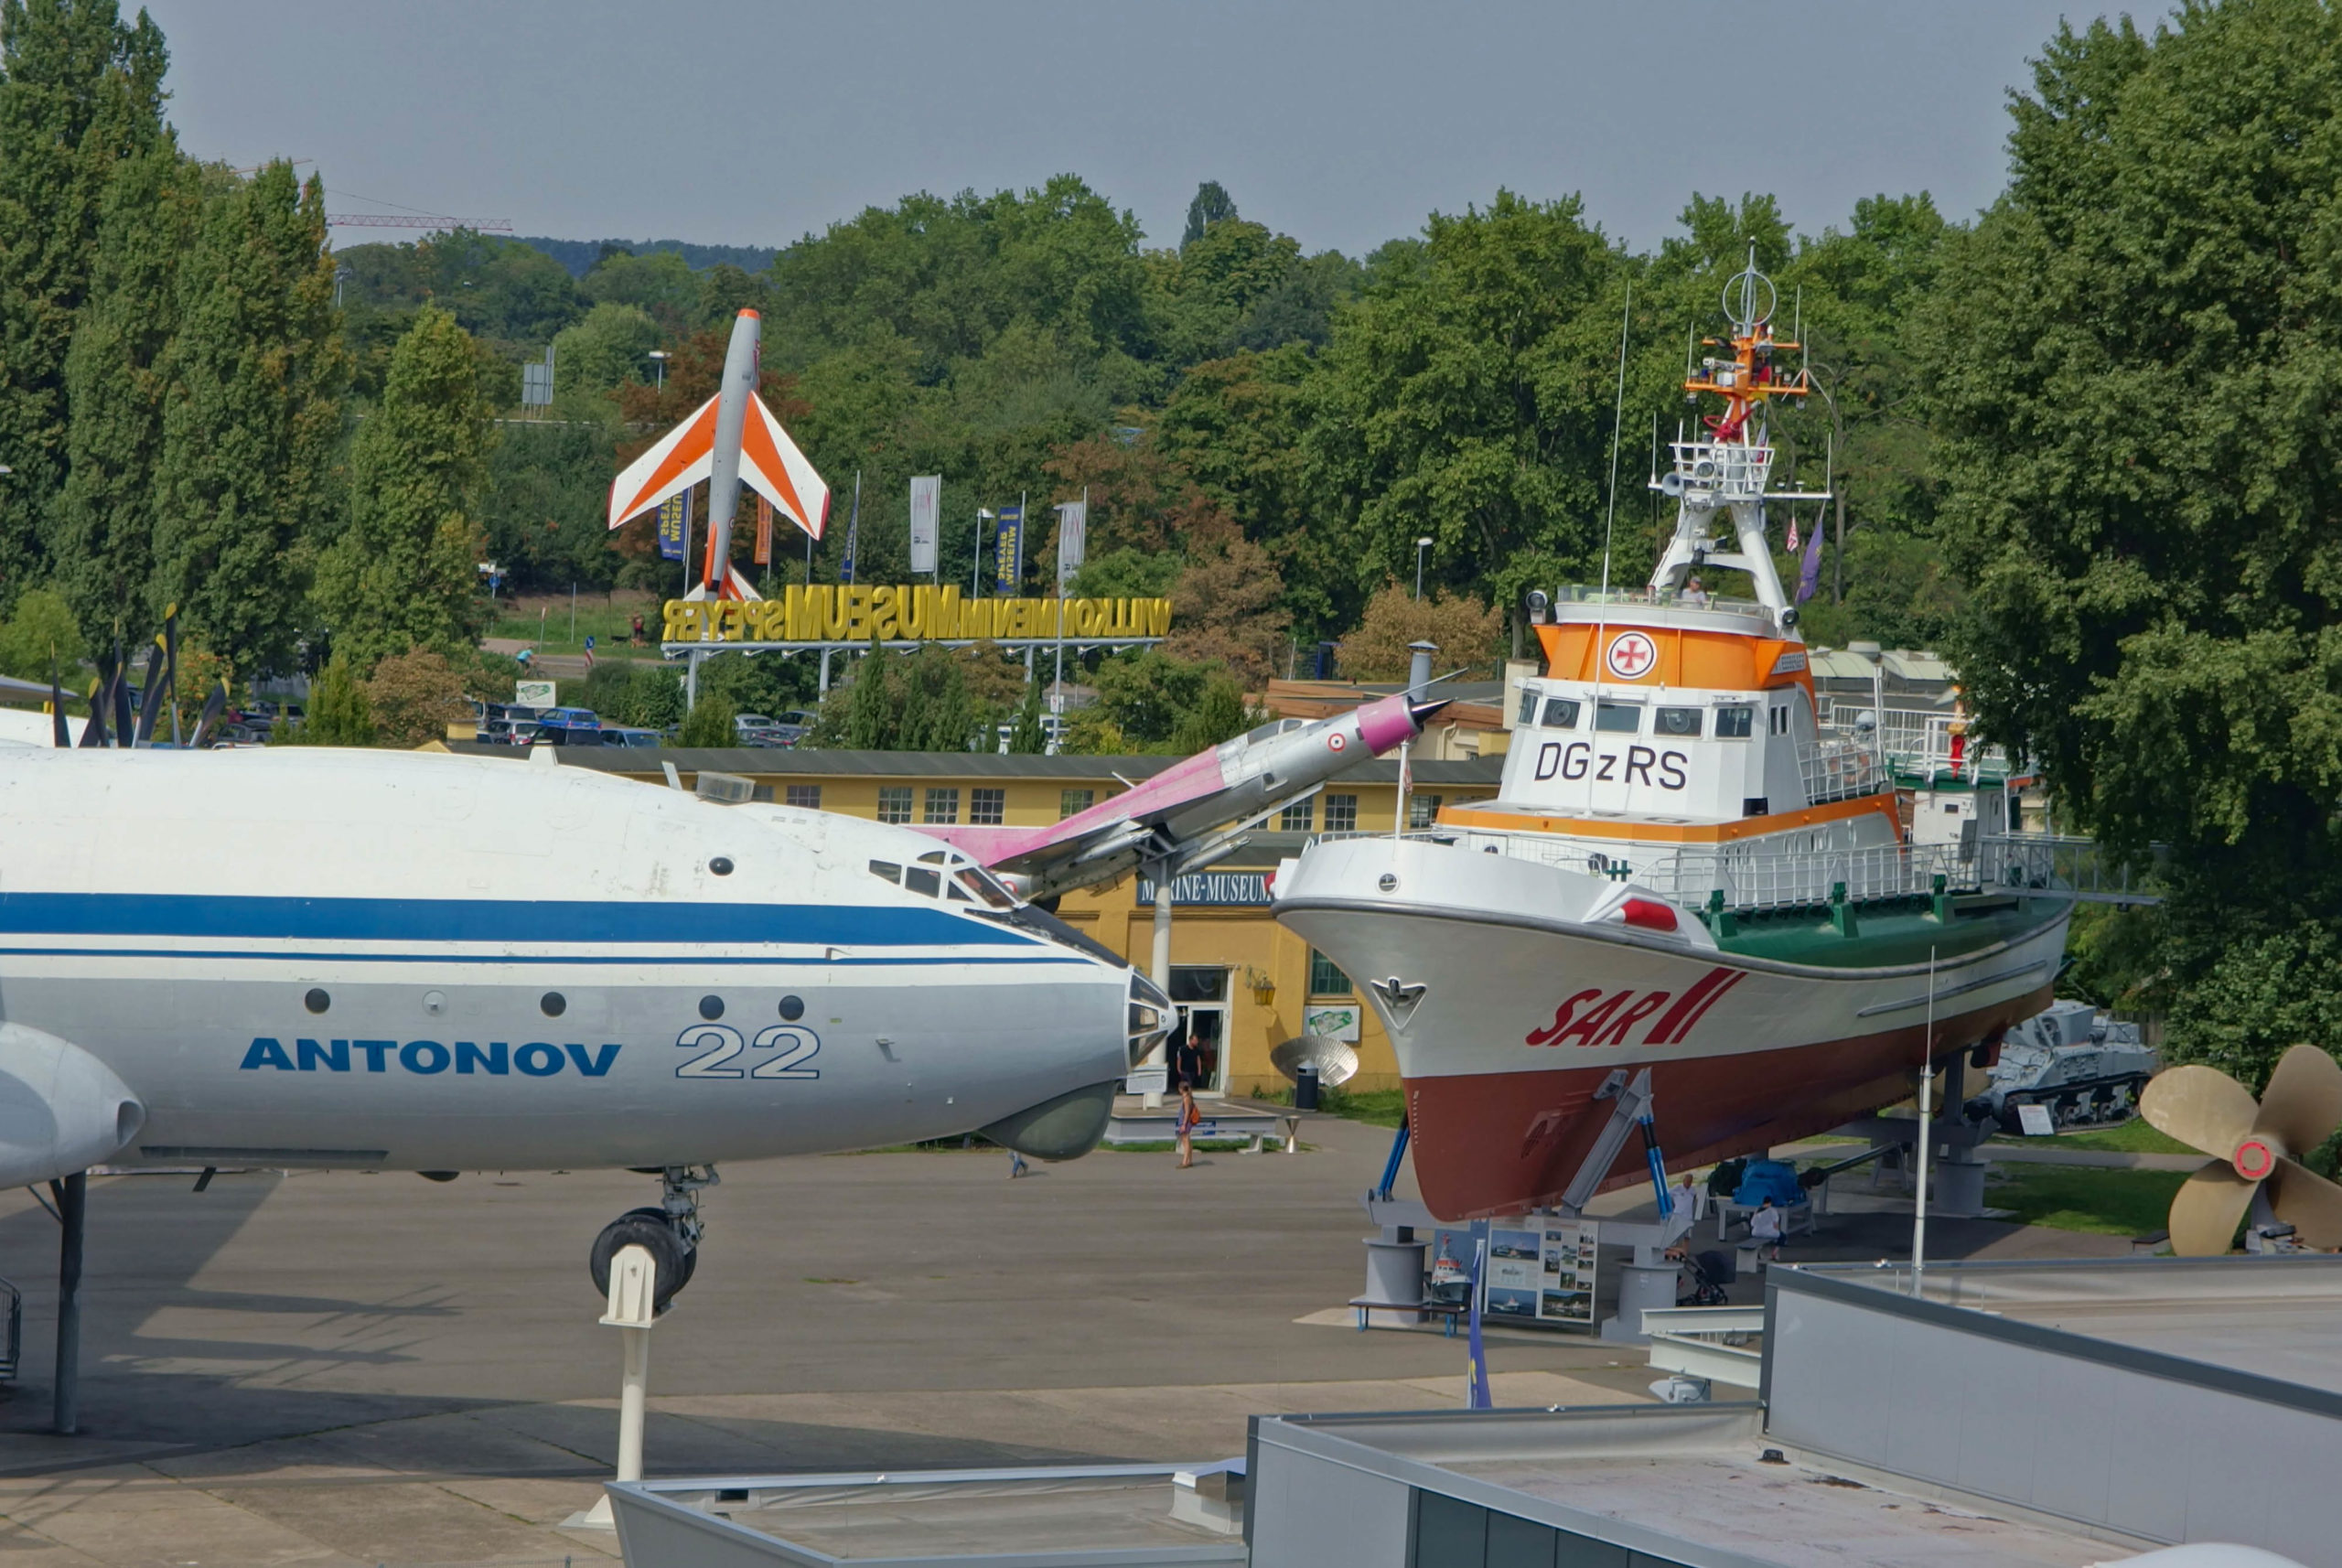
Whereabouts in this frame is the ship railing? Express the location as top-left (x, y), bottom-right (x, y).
top-left (1818, 700), bottom-right (2014, 778)
top-left (1312, 830), bottom-right (2068, 915)
top-left (1795, 739), bottom-right (1888, 804)
top-left (1668, 439), bottom-right (1774, 500)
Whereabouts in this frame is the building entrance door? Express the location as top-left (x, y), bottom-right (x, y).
top-left (1167, 966), bottom-right (1230, 1096)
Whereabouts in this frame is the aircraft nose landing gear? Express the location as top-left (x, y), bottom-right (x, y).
top-left (590, 1164), bottom-right (716, 1314)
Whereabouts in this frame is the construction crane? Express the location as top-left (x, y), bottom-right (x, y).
top-left (328, 214), bottom-right (514, 233)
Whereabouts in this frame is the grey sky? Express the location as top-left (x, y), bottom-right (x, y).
top-left (138, 1), bottom-right (2129, 259)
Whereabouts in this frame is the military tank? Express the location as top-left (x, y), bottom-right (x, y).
top-left (1967, 998), bottom-right (2157, 1132)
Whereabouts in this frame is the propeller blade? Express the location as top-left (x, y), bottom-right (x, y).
top-left (2251, 1044), bottom-right (2342, 1161)
top-left (133, 638), bottom-right (166, 746)
top-left (78, 677), bottom-right (107, 748)
top-left (2142, 1064), bottom-right (2261, 1160)
top-left (48, 671), bottom-right (68, 748)
top-left (188, 682), bottom-right (227, 749)
top-left (161, 606), bottom-right (179, 746)
top-left (110, 639), bottom-right (132, 747)
top-left (2168, 1160), bottom-right (2259, 1256)
top-left (2267, 1157), bottom-right (2342, 1251)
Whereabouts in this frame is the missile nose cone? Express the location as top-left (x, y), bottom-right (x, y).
top-left (1409, 698), bottom-right (1451, 730)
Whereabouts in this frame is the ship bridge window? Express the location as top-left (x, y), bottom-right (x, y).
top-left (1715, 706), bottom-right (1755, 739)
top-left (1541, 697), bottom-right (1581, 730)
top-left (1595, 701), bottom-right (1642, 734)
top-left (1654, 706), bottom-right (1703, 738)
top-left (1516, 689), bottom-right (1539, 725)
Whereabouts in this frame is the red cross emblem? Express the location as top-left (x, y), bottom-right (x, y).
top-left (1606, 631), bottom-right (1658, 680)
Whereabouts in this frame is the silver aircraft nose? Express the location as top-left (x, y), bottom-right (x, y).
top-left (1126, 972), bottom-right (1174, 1069)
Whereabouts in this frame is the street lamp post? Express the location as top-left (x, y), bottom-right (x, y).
top-left (1414, 536), bottom-right (1434, 600)
top-left (646, 350), bottom-right (669, 393)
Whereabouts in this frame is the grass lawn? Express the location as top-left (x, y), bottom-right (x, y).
top-left (1985, 1164), bottom-right (2186, 1238)
top-left (487, 593), bottom-right (661, 653)
top-left (1257, 1083), bottom-right (1406, 1128)
top-left (1992, 1116), bottom-right (2192, 1155)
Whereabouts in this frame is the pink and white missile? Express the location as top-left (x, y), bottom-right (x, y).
top-left (911, 691), bottom-right (1450, 901)
top-left (606, 309), bottom-right (830, 600)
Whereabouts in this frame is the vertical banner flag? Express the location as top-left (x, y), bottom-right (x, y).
top-left (993, 503), bottom-right (1024, 596)
top-left (656, 490), bottom-right (689, 562)
top-left (753, 496), bottom-right (773, 565)
top-left (908, 476), bottom-right (940, 575)
top-left (840, 470), bottom-right (863, 585)
top-left (1054, 497), bottom-right (1087, 590)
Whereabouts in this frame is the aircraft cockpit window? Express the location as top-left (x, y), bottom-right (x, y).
top-left (918, 849), bottom-right (950, 865)
top-left (1595, 701), bottom-right (1643, 734)
top-left (945, 881), bottom-right (974, 902)
top-left (868, 859), bottom-right (902, 884)
top-left (1541, 697), bottom-right (1581, 730)
top-left (1241, 718), bottom-right (1305, 745)
top-left (954, 866), bottom-right (1018, 909)
top-left (905, 866), bottom-right (942, 897)
top-left (1655, 707), bottom-right (1703, 738)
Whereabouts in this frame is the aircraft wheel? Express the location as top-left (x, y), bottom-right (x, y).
top-left (617, 1206), bottom-right (699, 1291)
top-left (590, 1212), bottom-right (688, 1311)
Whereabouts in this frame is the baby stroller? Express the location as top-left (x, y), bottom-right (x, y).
top-left (1676, 1248), bottom-right (1735, 1307)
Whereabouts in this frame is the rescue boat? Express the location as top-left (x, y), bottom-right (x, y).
top-left (1273, 259), bottom-right (2071, 1220)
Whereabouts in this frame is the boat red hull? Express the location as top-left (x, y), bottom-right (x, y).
top-left (1400, 981), bottom-right (2052, 1219)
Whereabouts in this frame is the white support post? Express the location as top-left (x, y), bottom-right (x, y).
top-left (1143, 857), bottom-right (1174, 1110)
top-left (568, 1243), bottom-right (662, 1531)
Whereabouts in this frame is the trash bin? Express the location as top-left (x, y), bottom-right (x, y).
top-left (1295, 1064), bottom-right (1320, 1112)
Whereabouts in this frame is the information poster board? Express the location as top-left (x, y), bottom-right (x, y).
top-left (1483, 1223), bottom-right (1545, 1320)
top-left (1537, 1218), bottom-right (1599, 1325)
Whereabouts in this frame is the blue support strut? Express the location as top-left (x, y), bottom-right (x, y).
top-left (1377, 1116), bottom-right (1412, 1202)
top-left (1639, 1112), bottom-right (1672, 1218)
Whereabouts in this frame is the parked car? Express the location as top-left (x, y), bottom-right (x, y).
top-left (768, 709), bottom-right (819, 746)
top-left (596, 726), bottom-right (663, 749)
top-left (531, 707), bottom-right (602, 745)
top-left (475, 719), bottom-right (541, 746)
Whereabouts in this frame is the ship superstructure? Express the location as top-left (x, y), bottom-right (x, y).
top-left (1273, 260), bottom-right (2072, 1220)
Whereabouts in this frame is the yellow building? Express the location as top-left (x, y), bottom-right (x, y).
top-left (551, 745), bottom-right (1504, 1098)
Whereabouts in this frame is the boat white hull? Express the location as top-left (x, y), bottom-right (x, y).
top-left (1275, 837), bottom-right (2069, 1219)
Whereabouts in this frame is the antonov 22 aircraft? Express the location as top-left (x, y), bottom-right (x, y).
top-left (0, 720), bottom-right (1172, 1312)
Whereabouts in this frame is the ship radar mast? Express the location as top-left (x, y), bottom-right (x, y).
top-left (1648, 249), bottom-right (1831, 630)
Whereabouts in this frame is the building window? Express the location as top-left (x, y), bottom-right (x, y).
top-left (1060, 788), bottom-right (1094, 819)
top-left (1308, 950), bottom-right (1353, 996)
top-left (1323, 793), bottom-right (1359, 832)
top-left (1279, 798), bottom-right (1315, 832)
top-left (1408, 792), bottom-right (1443, 829)
top-left (876, 786), bottom-right (913, 824)
top-left (969, 787), bottom-right (1004, 824)
top-left (924, 788), bottom-right (960, 824)
top-left (785, 783), bottom-right (822, 809)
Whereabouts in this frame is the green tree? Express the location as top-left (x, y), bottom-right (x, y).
top-left (151, 162), bottom-right (347, 672)
top-left (1169, 671), bottom-right (1252, 754)
top-left (676, 689), bottom-right (736, 748)
top-left (0, 584), bottom-right (84, 679)
top-left (1335, 582), bottom-right (1505, 682)
top-left (362, 645), bottom-right (469, 747)
top-left (313, 305), bottom-right (490, 671)
top-left (1301, 190), bottom-right (1625, 641)
top-left (276, 652), bottom-right (375, 746)
top-left (552, 301), bottom-right (661, 397)
top-left (1182, 180), bottom-right (1237, 248)
top-left (1005, 677), bottom-right (1046, 754)
top-left (54, 139), bottom-right (197, 640)
top-left (0, 0), bottom-right (168, 603)
top-left (1928, 0), bottom-right (2342, 1085)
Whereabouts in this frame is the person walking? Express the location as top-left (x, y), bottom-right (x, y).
top-left (1169, 1019), bottom-right (1205, 1169)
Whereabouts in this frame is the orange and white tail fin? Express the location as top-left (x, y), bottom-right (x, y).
top-left (607, 393), bottom-right (831, 540)
top-left (682, 564), bottom-right (763, 602)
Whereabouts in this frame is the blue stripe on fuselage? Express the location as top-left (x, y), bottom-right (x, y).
top-left (0, 892), bottom-right (1037, 949)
